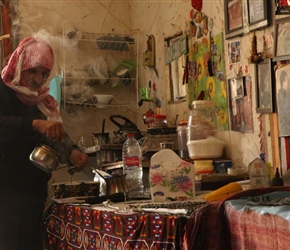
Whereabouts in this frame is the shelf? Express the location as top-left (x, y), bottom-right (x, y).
top-left (63, 101), bottom-right (130, 109)
top-left (61, 28), bottom-right (139, 109)
top-left (78, 32), bottom-right (136, 51)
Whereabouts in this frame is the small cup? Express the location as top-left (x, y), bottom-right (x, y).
top-left (160, 142), bottom-right (175, 150)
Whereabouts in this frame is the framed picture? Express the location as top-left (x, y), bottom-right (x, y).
top-left (255, 59), bottom-right (275, 113)
top-left (246, 0), bottom-right (270, 32)
top-left (228, 76), bottom-right (254, 133)
top-left (275, 0), bottom-right (290, 15)
top-left (273, 17), bottom-right (290, 62)
top-left (275, 63), bottom-right (290, 136)
top-left (224, 0), bottom-right (244, 39)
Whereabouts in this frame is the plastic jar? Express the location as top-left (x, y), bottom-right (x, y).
top-left (187, 100), bottom-right (217, 141)
top-left (176, 120), bottom-right (189, 159)
top-left (151, 114), bottom-right (168, 128)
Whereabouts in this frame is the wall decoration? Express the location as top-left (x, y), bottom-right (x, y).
top-left (264, 32), bottom-right (274, 51)
top-left (227, 40), bottom-right (241, 64)
top-left (255, 59), bottom-right (275, 113)
top-left (165, 35), bottom-right (188, 65)
top-left (188, 33), bottom-right (228, 130)
top-left (191, 0), bottom-right (203, 12)
top-left (224, 0), bottom-right (270, 39)
top-left (273, 16), bottom-right (290, 62)
top-left (275, 0), bottom-right (290, 15)
top-left (275, 63), bottom-right (290, 136)
top-left (246, 0), bottom-right (270, 32)
top-left (228, 76), bottom-right (254, 133)
top-left (224, 0), bottom-right (244, 39)
top-left (230, 77), bottom-right (244, 99)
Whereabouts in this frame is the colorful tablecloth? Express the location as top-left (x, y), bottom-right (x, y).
top-left (44, 203), bottom-right (188, 250)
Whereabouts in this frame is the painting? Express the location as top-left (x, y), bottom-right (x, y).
top-left (224, 0), bottom-right (244, 39)
top-left (275, 0), bottom-right (290, 15)
top-left (275, 63), bottom-right (290, 136)
top-left (228, 76), bottom-right (254, 133)
top-left (273, 16), bottom-right (290, 62)
top-left (255, 59), bottom-right (275, 113)
top-left (187, 33), bottom-right (229, 130)
top-left (246, 0), bottom-right (270, 31)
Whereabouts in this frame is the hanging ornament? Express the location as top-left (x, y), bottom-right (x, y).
top-left (191, 0), bottom-right (203, 12)
top-left (248, 32), bottom-right (262, 64)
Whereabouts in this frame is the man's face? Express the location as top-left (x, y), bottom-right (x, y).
top-left (22, 66), bottom-right (50, 91)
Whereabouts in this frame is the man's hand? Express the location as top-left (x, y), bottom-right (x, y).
top-left (70, 149), bottom-right (88, 172)
top-left (32, 119), bottom-right (65, 141)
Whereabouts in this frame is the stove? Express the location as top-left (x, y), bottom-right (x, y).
top-left (142, 127), bottom-right (177, 153)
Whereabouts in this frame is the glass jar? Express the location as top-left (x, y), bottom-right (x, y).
top-left (151, 114), bottom-right (168, 128)
top-left (187, 100), bottom-right (218, 141)
top-left (187, 100), bottom-right (224, 159)
top-left (176, 120), bottom-right (189, 159)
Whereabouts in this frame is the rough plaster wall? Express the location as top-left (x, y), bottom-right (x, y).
top-left (13, 0), bottom-right (278, 169)
top-left (129, 0), bottom-right (275, 168)
top-left (14, 0), bottom-right (145, 145)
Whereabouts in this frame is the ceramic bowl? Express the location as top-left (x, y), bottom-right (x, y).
top-left (93, 94), bottom-right (113, 104)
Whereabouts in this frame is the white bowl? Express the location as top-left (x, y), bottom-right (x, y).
top-left (93, 94), bottom-right (113, 104)
top-left (187, 137), bottom-right (224, 159)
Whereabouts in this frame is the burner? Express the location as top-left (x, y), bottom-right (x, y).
top-left (147, 127), bottom-right (177, 135)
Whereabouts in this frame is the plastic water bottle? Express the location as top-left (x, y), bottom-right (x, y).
top-left (122, 133), bottom-right (144, 198)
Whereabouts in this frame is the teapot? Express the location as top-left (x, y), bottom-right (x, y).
top-left (30, 140), bottom-right (77, 174)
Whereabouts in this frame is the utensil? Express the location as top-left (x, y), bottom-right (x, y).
top-left (30, 138), bottom-right (78, 173)
top-left (102, 119), bottom-right (105, 134)
top-left (93, 169), bottom-right (128, 196)
top-left (30, 144), bottom-right (64, 173)
top-left (110, 114), bottom-right (142, 144)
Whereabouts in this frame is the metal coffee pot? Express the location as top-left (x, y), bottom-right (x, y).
top-left (30, 141), bottom-right (77, 174)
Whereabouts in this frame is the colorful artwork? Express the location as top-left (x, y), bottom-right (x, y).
top-left (188, 33), bottom-right (229, 130)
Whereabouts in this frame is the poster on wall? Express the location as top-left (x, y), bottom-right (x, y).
top-left (227, 40), bottom-right (241, 64)
top-left (275, 64), bottom-right (290, 136)
top-left (275, 0), bottom-right (290, 14)
top-left (228, 76), bottom-right (254, 133)
top-left (187, 33), bottom-right (229, 130)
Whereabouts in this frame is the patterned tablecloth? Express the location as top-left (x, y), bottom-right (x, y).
top-left (44, 203), bottom-right (189, 250)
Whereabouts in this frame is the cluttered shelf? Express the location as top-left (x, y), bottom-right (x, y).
top-left (62, 28), bottom-right (139, 109)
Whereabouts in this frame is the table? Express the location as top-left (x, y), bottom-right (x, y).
top-left (225, 190), bottom-right (290, 250)
top-left (43, 202), bottom-right (188, 250)
top-left (183, 186), bottom-right (290, 250)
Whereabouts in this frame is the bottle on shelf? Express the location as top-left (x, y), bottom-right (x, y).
top-left (122, 133), bottom-right (144, 198)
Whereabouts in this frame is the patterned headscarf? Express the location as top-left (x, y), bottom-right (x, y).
top-left (1, 36), bottom-right (61, 122)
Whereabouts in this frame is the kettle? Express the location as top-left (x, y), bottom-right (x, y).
top-left (110, 115), bottom-right (142, 144)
